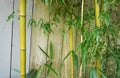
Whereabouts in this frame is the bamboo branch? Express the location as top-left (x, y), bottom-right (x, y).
top-left (70, 27), bottom-right (74, 78)
top-left (79, 0), bottom-right (84, 78)
top-left (95, 0), bottom-right (101, 78)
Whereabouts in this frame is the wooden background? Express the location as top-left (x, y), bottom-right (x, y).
top-left (30, 0), bottom-right (82, 78)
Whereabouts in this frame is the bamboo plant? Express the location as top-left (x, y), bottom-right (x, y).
top-left (79, 0), bottom-right (84, 78)
top-left (20, 0), bottom-right (26, 78)
top-left (69, 27), bottom-right (74, 78)
top-left (27, 0), bottom-right (120, 78)
top-left (6, 0), bottom-right (120, 78)
top-left (95, 0), bottom-right (101, 78)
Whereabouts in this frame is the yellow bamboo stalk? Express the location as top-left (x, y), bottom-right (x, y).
top-left (20, 0), bottom-right (26, 78)
top-left (95, 0), bottom-right (100, 78)
top-left (70, 27), bottom-right (74, 78)
top-left (95, 0), bottom-right (100, 27)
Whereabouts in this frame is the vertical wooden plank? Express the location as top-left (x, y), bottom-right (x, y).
top-left (11, 0), bottom-right (33, 77)
top-left (48, 18), bottom-right (63, 78)
top-left (0, 0), bottom-right (13, 78)
top-left (30, 1), bottom-right (49, 77)
top-left (62, 29), bottom-right (71, 78)
top-left (30, 1), bottom-right (78, 77)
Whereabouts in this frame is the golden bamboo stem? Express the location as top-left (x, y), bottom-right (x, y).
top-left (20, 0), bottom-right (26, 78)
top-left (95, 0), bottom-right (100, 78)
top-left (95, 0), bottom-right (100, 27)
top-left (70, 27), bottom-right (74, 78)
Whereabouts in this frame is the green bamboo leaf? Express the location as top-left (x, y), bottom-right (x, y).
top-left (28, 19), bottom-right (37, 27)
top-left (30, 69), bottom-right (38, 78)
top-left (27, 69), bottom-right (37, 78)
top-left (50, 42), bottom-right (54, 59)
top-left (76, 43), bottom-right (81, 52)
top-left (7, 12), bottom-right (15, 21)
top-left (53, 16), bottom-right (59, 23)
top-left (46, 62), bottom-right (53, 78)
top-left (45, 64), bottom-right (59, 78)
top-left (62, 0), bottom-right (65, 4)
top-left (99, 69), bottom-right (108, 78)
top-left (72, 51), bottom-right (79, 71)
top-left (26, 69), bottom-right (33, 78)
top-left (90, 43), bottom-right (99, 63)
top-left (55, 8), bottom-right (61, 16)
top-left (50, 0), bottom-right (53, 6)
top-left (90, 67), bottom-right (98, 78)
top-left (36, 66), bottom-right (43, 78)
top-left (59, 51), bottom-right (72, 75)
top-left (81, 42), bottom-right (88, 72)
top-left (111, 26), bottom-right (120, 38)
top-left (99, 12), bottom-right (110, 27)
top-left (117, 63), bottom-right (120, 77)
top-left (12, 68), bottom-right (20, 73)
top-left (94, 28), bottom-right (99, 43)
top-left (38, 45), bottom-right (50, 58)
top-left (37, 18), bottom-right (43, 28)
top-left (43, 22), bottom-right (52, 34)
top-left (57, 0), bottom-right (65, 5)
top-left (73, 1), bottom-right (81, 8)
top-left (42, 0), bottom-right (49, 5)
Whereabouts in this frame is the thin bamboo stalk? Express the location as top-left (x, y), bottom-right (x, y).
top-left (95, 0), bottom-right (100, 78)
top-left (81, 0), bottom-right (84, 30)
top-left (95, 0), bottom-right (100, 27)
top-left (70, 27), bottom-right (74, 78)
top-left (20, 0), bottom-right (26, 78)
top-left (79, 0), bottom-right (84, 78)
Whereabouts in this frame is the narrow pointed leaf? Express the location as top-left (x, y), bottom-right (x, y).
top-left (38, 45), bottom-right (50, 58)
top-left (50, 42), bottom-right (54, 59)
top-left (72, 51), bottom-right (79, 71)
top-left (36, 66), bottom-right (43, 78)
top-left (59, 51), bottom-right (72, 74)
top-left (45, 64), bottom-right (59, 78)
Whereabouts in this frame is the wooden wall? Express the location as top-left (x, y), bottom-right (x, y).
top-left (0, 0), bottom-right (33, 78)
top-left (30, 0), bottom-right (81, 78)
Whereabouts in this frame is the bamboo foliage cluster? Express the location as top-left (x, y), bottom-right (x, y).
top-left (27, 0), bottom-right (120, 78)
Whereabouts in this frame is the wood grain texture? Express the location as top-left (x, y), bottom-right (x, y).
top-left (30, 1), bottom-right (49, 78)
top-left (30, 1), bottom-right (80, 78)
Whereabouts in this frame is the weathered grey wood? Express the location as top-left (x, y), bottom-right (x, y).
top-left (0, 0), bottom-right (13, 78)
top-left (11, 0), bottom-right (32, 77)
